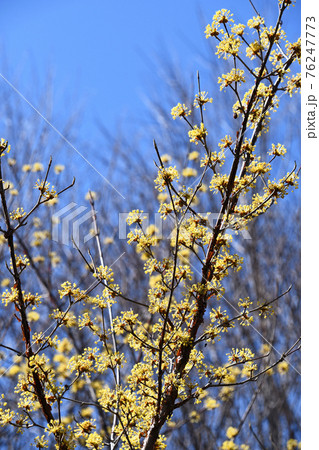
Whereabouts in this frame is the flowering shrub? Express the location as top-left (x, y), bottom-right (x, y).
top-left (0, 2), bottom-right (300, 449)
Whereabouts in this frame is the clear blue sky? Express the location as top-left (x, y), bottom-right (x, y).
top-left (1, 0), bottom-right (300, 143)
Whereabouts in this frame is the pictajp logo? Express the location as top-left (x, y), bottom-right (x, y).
top-left (52, 202), bottom-right (95, 247)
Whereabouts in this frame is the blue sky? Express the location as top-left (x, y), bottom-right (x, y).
top-left (1, 0), bottom-right (300, 146)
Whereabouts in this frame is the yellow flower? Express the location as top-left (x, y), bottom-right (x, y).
top-left (241, 361), bottom-right (258, 378)
top-left (46, 419), bottom-right (66, 435)
top-left (81, 407), bottom-right (93, 418)
top-left (45, 197), bottom-right (59, 207)
top-left (32, 162), bottom-right (44, 172)
top-left (189, 411), bottom-right (200, 423)
top-left (210, 174), bottom-right (229, 193)
top-left (193, 91), bottom-right (213, 109)
top-left (205, 24), bottom-right (220, 38)
top-left (266, 367), bottom-right (274, 376)
top-left (188, 123), bottom-right (208, 144)
top-left (247, 15), bottom-right (265, 30)
top-left (10, 207), bottom-right (26, 221)
top-left (226, 426), bottom-right (239, 439)
top-left (260, 343), bottom-right (271, 354)
top-left (103, 236), bottom-right (114, 245)
top-left (157, 192), bottom-right (168, 203)
top-left (171, 103), bottom-right (191, 119)
top-left (205, 397), bottom-right (220, 410)
top-left (33, 436), bottom-right (48, 448)
top-left (220, 440), bottom-right (238, 450)
top-left (34, 179), bottom-right (57, 200)
top-left (216, 35), bottom-right (241, 59)
top-left (182, 167), bottom-right (197, 177)
top-left (0, 139), bottom-right (10, 156)
top-left (155, 166), bottom-right (179, 191)
top-left (54, 164), bottom-right (65, 174)
top-left (8, 158), bottom-right (16, 166)
top-left (285, 74), bottom-right (301, 96)
top-left (268, 143), bottom-right (287, 157)
top-left (218, 69), bottom-right (245, 91)
top-left (149, 274), bottom-right (162, 288)
top-left (33, 255), bottom-right (45, 264)
top-left (146, 224), bottom-right (158, 235)
top-left (231, 23), bottom-right (245, 36)
top-left (126, 210), bottom-right (146, 225)
top-left (286, 38), bottom-right (301, 63)
top-left (188, 150), bottom-right (200, 160)
top-left (4, 180), bottom-right (14, 190)
top-left (248, 159), bottom-right (271, 175)
top-left (246, 40), bottom-right (265, 59)
top-left (74, 420), bottom-right (96, 437)
top-left (27, 311), bottom-right (40, 322)
top-left (85, 431), bottom-right (103, 448)
top-left (7, 365), bottom-right (21, 377)
top-left (1, 278), bottom-right (10, 287)
top-left (277, 361), bottom-right (289, 375)
top-left (51, 309), bottom-right (77, 327)
top-left (57, 338), bottom-right (73, 354)
top-left (213, 9), bottom-right (234, 24)
top-left (287, 438), bottom-right (301, 450)
top-left (161, 153), bottom-right (172, 163)
top-left (85, 191), bottom-right (97, 201)
top-left (22, 164), bottom-right (32, 172)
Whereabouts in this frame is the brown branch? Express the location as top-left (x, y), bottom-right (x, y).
top-left (0, 153), bottom-right (58, 437)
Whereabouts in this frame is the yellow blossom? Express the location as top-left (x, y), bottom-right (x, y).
top-left (54, 164), bottom-right (65, 174)
top-left (231, 23), bottom-right (245, 36)
top-left (0, 139), bottom-right (10, 156)
top-left (81, 407), bottom-right (93, 418)
top-left (216, 35), bottom-right (241, 59)
top-left (246, 40), bottom-right (265, 59)
top-left (34, 179), bottom-right (57, 200)
top-left (205, 23), bottom-right (220, 38)
top-left (32, 162), bottom-right (44, 172)
top-left (205, 397), bottom-right (220, 409)
top-left (218, 69), bottom-right (246, 91)
top-left (247, 15), bottom-right (265, 30)
top-left (85, 191), bottom-right (97, 201)
top-left (155, 166), bottom-right (179, 191)
top-left (182, 167), bottom-right (198, 177)
top-left (85, 431), bottom-right (103, 448)
top-left (8, 157), bottom-right (16, 166)
top-left (171, 103), bottom-right (192, 119)
top-left (126, 209), bottom-right (147, 225)
top-left (226, 426), bottom-right (239, 439)
top-left (188, 123), bottom-right (208, 144)
top-left (161, 153), bottom-right (172, 163)
top-left (221, 440), bottom-right (238, 450)
top-left (193, 91), bottom-right (213, 109)
top-left (188, 150), bottom-right (199, 160)
top-left (277, 361), bottom-right (289, 375)
top-left (268, 143), bottom-right (287, 157)
top-left (22, 164), bottom-right (32, 172)
top-left (27, 311), bottom-right (40, 322)
top-left (213, 9), bottom-right (234, 24)
top-left (287, 438), bottom-right (301, 450)
top-left (1, 278), bottom-right (10, 287)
